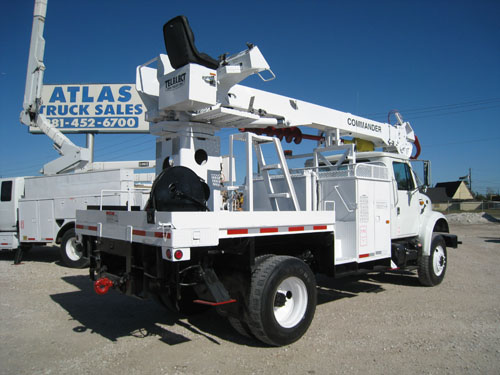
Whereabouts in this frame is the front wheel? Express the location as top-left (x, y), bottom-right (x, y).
top-left (418, 234), bottom-right (447, 286)
top-left (246, 256), bottom-right (317, 346)
top-left (59, 228), bottom-right (89, 268)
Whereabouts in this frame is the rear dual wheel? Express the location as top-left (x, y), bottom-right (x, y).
top-left (231, 255), bottom-right (317, 346)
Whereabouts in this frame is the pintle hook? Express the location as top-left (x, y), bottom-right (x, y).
top-left (94, 277), bottom-right (113, 295)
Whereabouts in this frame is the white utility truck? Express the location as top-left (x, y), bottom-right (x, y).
top-left (0, 0), bottom-right (155, 267)
top-left (76, 16), bottom-right (458, 345)
top-left (0, 170), bottom-right (153, 267)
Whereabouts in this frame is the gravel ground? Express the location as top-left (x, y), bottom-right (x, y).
top-left (445, 212), bottom-right (500, 224)
top-left (1, 222), bottom-right (499, 375)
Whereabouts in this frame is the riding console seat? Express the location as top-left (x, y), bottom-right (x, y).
top-left (163, 15), bottom-right (219, 70)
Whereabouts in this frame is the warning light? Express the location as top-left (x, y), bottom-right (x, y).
top-left (174, 250), bottom-right (183, 260)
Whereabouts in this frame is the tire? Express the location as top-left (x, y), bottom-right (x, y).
top-left (59, 228), bottom-right (89, 268)
top-left (228, 316), bottom-right (254, 338)
top-left (418, 234), bottom-right (447, 286)
top-left (225, 254), bottom-right (273, 339)
top-left (246, 256), bottom-right (317, 346)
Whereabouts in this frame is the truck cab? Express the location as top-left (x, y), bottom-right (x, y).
top-left (0, 178), bottom-right (25, 249)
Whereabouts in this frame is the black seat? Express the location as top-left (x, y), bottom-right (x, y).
top-left (163, 15), bottom-right (219, 70)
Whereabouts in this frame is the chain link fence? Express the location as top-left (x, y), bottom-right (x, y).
top-left (432, 200), bottom-right (500, 217)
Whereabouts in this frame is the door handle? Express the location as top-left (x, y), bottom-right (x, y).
top-left (397, 207), bottom-right (400, 215)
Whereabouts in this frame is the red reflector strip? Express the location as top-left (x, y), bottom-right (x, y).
top-left (1, 243), bottom-right (8, 246)
top-left (228, 229), bottom-right (248, 235)
top-left (28, 238), bottom-right (35, 241)
top-left (288, 226), bottom-right (304, 232)
top-left (132, 229), bottom-right (146, 236)
top-left (45, 238), bottom-right (53, 241)
top-left (193, 299), bottom-right (237, 306)
top-left (260, 227), bottom-right (279, 233)
top-left (359, 253), bottom-right (370, 258)
top-left (313, 225), bottom-right (327, 230)
top-left (77, 224), bottom-right (97, 232)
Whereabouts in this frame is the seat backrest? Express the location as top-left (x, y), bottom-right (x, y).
top-left (163, 15), bottom-right (219, 70)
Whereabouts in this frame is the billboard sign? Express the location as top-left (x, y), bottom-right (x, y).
top-left (31, 84), bottom-right (150, 133)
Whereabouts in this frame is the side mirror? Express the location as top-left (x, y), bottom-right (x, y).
top-left (423, 160), bottom-right (431, 188)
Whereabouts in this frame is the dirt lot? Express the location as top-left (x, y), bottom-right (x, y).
top-left (1, 222), bottom-right (499, 375)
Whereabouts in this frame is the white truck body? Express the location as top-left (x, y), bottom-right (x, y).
top-left (1, 169), bottom-right (153, 266)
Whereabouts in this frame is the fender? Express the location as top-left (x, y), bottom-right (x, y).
top-left (56, 221), bottom-right (75, 244)
top-left (418, 210), bottom-right (449, 256)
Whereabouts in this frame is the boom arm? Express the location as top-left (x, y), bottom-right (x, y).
top-left (20, 0), bottom-right (91, 175)
top-left (223, 84), bottom-right (416, 157)
top-left (137, 43), bottom-right (416, 158)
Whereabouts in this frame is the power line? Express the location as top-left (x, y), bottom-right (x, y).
top-left (94, 134), bottom-right (152, 153)
top-left (408, 104), bottom-right (500, 120)
top-left (361, 97), bottom-right (500, 119)
top-left (101, 145), bottom-right (154, 161)
top-left (424, 136), bottom-right (500, 147)
top-left (96, 138), bottom-right (154, 159)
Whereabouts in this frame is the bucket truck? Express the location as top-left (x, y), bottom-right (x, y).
top-left (76, 15), bottom-right (458, 345)
top-left (0, 0), bottom-right (156, 267)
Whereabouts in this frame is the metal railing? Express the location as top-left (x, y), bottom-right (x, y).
top-left (99, 188), bottom-right (150, 211)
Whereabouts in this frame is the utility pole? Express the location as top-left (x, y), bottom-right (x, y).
top-left (469, 168), bottom-right (472, 193)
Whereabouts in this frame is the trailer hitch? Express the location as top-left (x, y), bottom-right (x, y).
top-left (94, 277), bottom-right (113, 295)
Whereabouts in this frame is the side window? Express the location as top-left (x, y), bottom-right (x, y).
top-left (393, 162), bottom-right (415, 191)
top-left (1, 181), bottom-right (13, 202)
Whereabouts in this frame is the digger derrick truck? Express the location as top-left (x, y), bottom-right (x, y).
top-left (76, 16), bottom-right (458, 346)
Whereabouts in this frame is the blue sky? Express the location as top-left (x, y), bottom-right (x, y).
top-left (1, 0), bottom-right (499, 194)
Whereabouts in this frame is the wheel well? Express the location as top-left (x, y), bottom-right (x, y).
top-left (433, 218), bottom-right (449, 233)
top-left (56, 222), bottom-right (75, 244)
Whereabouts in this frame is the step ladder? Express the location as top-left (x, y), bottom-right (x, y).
top-left (226, 132), bottom-right (300, 212)
top-left (253, 136), bottom-right (300, 211)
